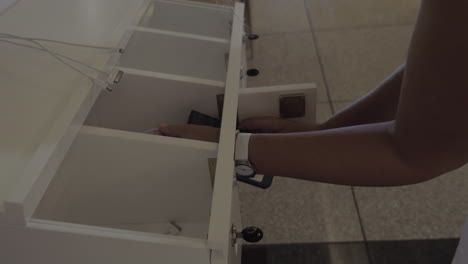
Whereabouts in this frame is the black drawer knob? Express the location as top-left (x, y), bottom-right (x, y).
top-left (247, 69), bottom-right (260, 76)
top-left (242, 226), bottom-right (264, 243)
top-left (248, 34), bottom-right (259, 40)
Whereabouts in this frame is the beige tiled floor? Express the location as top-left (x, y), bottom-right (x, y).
top-left (239, 177), bottom-right (364, 244)
top-left (315, 26), bottom-right (413, 101)
top-left (355, 166), bottom-right (468, 241)
top-left (248, 0), bottom-right (310, 34)
top-left (333, 103), bottom-right (468, 241)
top-left (307, 0), bottom-right (421, 30)
top-left (243, 0), bottom-right (468, 245)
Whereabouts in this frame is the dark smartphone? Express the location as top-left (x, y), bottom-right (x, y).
top-left (187, 110), bottom-right (221, 128)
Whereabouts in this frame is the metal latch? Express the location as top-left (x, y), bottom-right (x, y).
top-left (113, 70), bottom-right (124, 84)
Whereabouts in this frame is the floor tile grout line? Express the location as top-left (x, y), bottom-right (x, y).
top-left (313, 22), bottom-right (415, 33)
top-left (251, 24), bottom-right (414, 37)
top-left (302, 1), bottom-right (374, 263)
top-left (350, 187), bottom-right (374, 264)
top-left (302, 0), bottom-right (335, 115)
top-left (254, 30), bottom-right (316, 36)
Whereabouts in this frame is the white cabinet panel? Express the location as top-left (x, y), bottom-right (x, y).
top-left (120, 31), bottom-right (229, 81)
top-left (239, 83), bottom-right (318, 124)
top-left (86, 73), bottom-right (224, 134)
top-left (34, 126), bottom-right (217, 231)
top-left (139, 0), bottom-right (233, 39)
top-left (0, 222), bottom-right (210, 264)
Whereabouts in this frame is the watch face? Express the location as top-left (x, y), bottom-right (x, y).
top-left (236, 164), bottom-right (255, 177)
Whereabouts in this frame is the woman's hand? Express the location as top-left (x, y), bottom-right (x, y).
top-left (153, 117), bottom-right (320, 142)
top-left (154, 123), bottom-right (220, 143)
top-left (239, 117), bottom-right (321, 133)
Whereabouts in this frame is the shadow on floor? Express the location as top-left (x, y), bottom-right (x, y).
top-left (242, 239), bottom-right (459, 264)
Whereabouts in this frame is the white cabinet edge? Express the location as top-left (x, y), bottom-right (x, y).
top-left (80, 126), bottom-right (218, 151)
top-left (28, 218), bottom-right (208, 249)
top-left (3, 86), bottom-right (99, 222)
top-left (207, 2), bottom-right (245, 256)
top-left (239, 83), bottom-right (318, 94)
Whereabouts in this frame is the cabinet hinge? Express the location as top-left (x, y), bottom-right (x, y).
top-left (105, 69), bottom-right (124, 92)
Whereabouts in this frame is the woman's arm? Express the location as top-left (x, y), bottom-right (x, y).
top-left (248, 121), bottom-right (438, 187)
top-left (320, 65), bottom-right (404, 129)
top-left (393, 0), bottom-right (468, 171)
top-left (249, 0), bottom-right (468, 186)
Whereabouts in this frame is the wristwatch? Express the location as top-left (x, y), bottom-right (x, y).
top-left (235, 160), bottom-right (256, 178)
top-left (234, 132), bottom-right (255, 178)
top-left (234, 132), bottom-right (274, 189)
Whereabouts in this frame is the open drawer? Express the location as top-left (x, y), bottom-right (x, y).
top-left (22, 63), bottom-right (243, 262)
top-left (33, 0), bottom-right (245, 257)
top-left (239, 84), bottom-right (317, 123)
top-left (0, 2), bottom-right (247, 264)
top-left (0, 1), bottom-right (316, 264)
top-left (33, 126), bottom-right (217, 239)
top-left (33, 69), bottom-right (230, 238)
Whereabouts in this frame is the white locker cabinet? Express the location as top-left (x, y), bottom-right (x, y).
top-left (0, 0), bottom-right (317, 263)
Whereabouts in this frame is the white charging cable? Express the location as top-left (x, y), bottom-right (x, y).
top-left (0, 39), bottom-right (107, 75)
top-left (0, 33), bottom-right (117, 89)
top-left (0, 33), bottom-right (115, 50)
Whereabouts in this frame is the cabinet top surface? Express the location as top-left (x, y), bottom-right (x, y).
top-left (0, 0), bottom-right (145, 205)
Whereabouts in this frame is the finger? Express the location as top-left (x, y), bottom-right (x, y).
top-left (153, 130), bottom-right (163, 135)
top-left (158, 123), bottom-right (182, 138)
top-left (157, 123), bottom-right (169, 136)
top-left (239, 118), bottom-right (263, 130)
top-left (158, 123), bottom-right (172, 136)
top-left (239, 117), bottom-right (275, 132)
